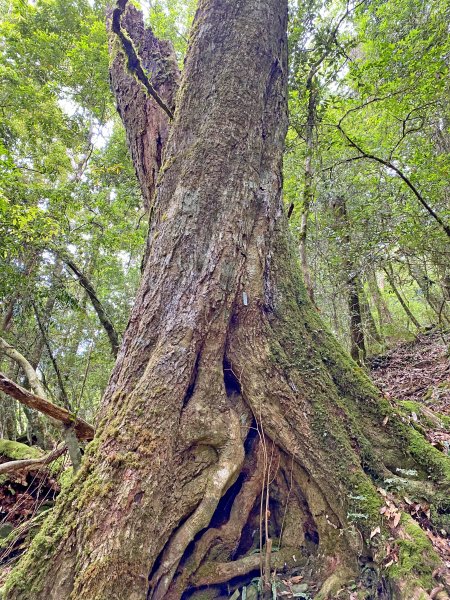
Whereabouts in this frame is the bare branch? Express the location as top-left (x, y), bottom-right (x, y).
top-left (0, 371), bottom-right (94, 441)
top-left (64, 259), bottom-right (120, 358)
top-left (0, 444), bottom-right (66, 476)
top-left (335, 125), bottom-right (450, 238)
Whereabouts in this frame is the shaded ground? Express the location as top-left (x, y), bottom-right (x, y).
top-left (369, 329), bottom-right (450, 587)
top-left (0, 452), bottom-right (63, 587)
top-left (369, 329), bottom-right (450, 415)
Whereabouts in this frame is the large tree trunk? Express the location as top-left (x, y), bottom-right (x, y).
top-left (4, 1), bottom-right (450, 599)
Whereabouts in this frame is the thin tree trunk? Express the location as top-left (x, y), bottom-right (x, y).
top-left (5, 2), bottom-right (449, 599)
top-left (359, 281), bottom-right (383, 348)
top-left (331, 196), bottom-right (366, 363)
top-left (348, 275), bottom-right (366, 363)
top-left (384, 266), bottom-right (422, 330)
top-left (406, 258), bottom-right (450, 326)
top-left (22, 260), bottom-right (65, 446)
top-left (298, 76), bottom-right (317, 305)
top-left (368, 269), bottom-right (393, 328)
top-left (0, 358), bottom-right (18, 440)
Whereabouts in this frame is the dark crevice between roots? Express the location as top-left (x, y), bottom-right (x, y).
top-left (181, 570), bottom-right (261, 600)
top-left (176, 425), bottom-right (261, 567)
top-left (223, 357), bottom-right (241, 397)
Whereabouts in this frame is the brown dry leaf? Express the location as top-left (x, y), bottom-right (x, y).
top-left (382, 416), bottom-right (389, 426)
top-left (378, 487), bottom-right (387, 497)
top-left (380, 506), bottom-right (387, 515)
top-left (385, 559), bottom-right (394, 568)
top-left (290, 576), bottom-right (303, 584)
top-left (370, 526), bottom-right (381, 540)
top-left (393, 513), bottom-right (401, 528)
top-left (404, 496), bottom-right (412, 505)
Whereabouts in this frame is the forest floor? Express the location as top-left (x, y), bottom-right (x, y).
top-left (369, 328), bottom-right (450, 415)
top-left (368, 328), bottom-right (450, 593)
top-left (369, 328), bottom-right (450, 451)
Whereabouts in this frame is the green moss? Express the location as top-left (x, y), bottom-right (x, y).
top-left (399, 400), bottom-right (445, 431)
top-left (405, 428), bottom-right (450, 481)
top-left (347, 473), bottom-right (383, 532)
top-left (0, 439), bottom-right (42, 461)
top-left (430, 492), bottom-right (450, 535)
top-left (438, 413), bottom-right (450, 430)
top-left (400, 400), bottom-right (425, 419)
top-left (2, 509), bottom-right (75, 597)
top-left (57, 467), bottom-right (74, 490)
top-left (388, 515), bottom-right (440, 590)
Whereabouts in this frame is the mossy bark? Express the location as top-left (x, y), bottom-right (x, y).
top-left (4, 1), bottom-right (450, 599)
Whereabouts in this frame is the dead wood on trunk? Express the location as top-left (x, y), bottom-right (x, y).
top-left (108, 1), bottom-right (179, 215)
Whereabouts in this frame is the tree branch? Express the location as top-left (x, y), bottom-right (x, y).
top-left (64, 259), bottom-right (120, 357)
top-left (0, 371), bottom-right (94, 441)
top-left (336, 125), bottom-right (450, 238)
top-left (0, 443), bottom-right (66, 476)
top-left (0, 337), bottom-right (47, 400)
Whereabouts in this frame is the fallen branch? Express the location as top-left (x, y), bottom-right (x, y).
top-left (0, 443), bottom-right (66, 476)
top-left (0, 372), bottom-right (95, 441)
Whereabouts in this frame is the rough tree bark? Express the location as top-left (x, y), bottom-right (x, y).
top-left (4, 1), bottom-right (450, 599)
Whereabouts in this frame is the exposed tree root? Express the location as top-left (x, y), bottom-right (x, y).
top-left (193, 554), bottom-right (260, 587)
top-left (148, 400), bottom-right (244, 599)
top-left (166, 436), bottom-right (265, 597)
top-left (314, 564), bottom-right (357, 600)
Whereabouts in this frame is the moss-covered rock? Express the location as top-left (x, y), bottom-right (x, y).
top-left (0, 440), bottom-right (42, 461)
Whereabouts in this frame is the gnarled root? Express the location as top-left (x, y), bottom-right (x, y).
top-left (166, 435), bottom-right (265, 597)
top-left (148, 408), bottom-right (244, 600)
top-left (314, 563), bottom-right (357, 600)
